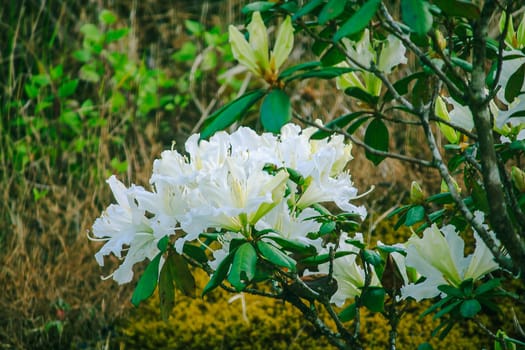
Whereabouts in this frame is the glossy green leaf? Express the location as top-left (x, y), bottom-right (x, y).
top-left (301, 251), bottom-right (353, 266)
top-left (285, 66), bottom-right (357, 81)
top-left (264, 236), bottom-right (317, 254)
top-left (106, 28), bottom-right (129, 43)
top-left (242, 1), bottom-right (276, 14)
top-left (364, 119), bottom-right (389, 165)
top-left (363, 249), bottom-right (382, 266)
top-left (433, 299), bottom-right (462, 319)
top-left (228, 243), bottom-right (258, 291)
top-left (504, 63), bottom-right (525, 103)
top-left (202, 250), bottom-right (235, 296)
top-left (474, 278), bottom-right (501, 296)
top-left (438, 284), bottom-right (464, 298)
top-left (158, 257), bottom-right (175, 321)
top-left (257, 240), bottom-right (296, 271)
top-left (460, 299), bottom-right (481, 318)
top-left (347, 116), bottom-right (372, 134)
top-left (333, 0), bottom-right (381, 41)
top-left (183, 243), bottom-right (208, 264)
top-left (200, 89), bottom-right (265, 139)
top-left (320, 46), bottom-right (346, 66)
top-left (338, 303), bottom-right (356, 322)
top-left (383, 71), bottom-right (427, 102)
top-left (318, 0), bottom-right (346, 24)
top-left (279, 61), bottom-right (322, 79)
top-left (417, 343), bottom-right (434, 350)
top-left (261, 89), bottom-right (291, 133)
top-left (362, 286), bottom-right (385, 312)
top-left (319, 221), bottom-right (336, 235)
top-left (345, 87), bottom-right (379, 106)
top-left (131, 253), bottom-right (161, 307)
top-left (404, 205), bottom-right (425, 226)
top-left (376, 244), bottom-right (406, 256)
top-left (432, 0), bottom-right (480, 20)
top-left (293, 0), bottom-right (324, 20)
top-left (420, 295), bottom-right (453, 318)
top-left (168, 252), bottom-right (196, 297)
top-left (401, 0), bottom-right (433, 35)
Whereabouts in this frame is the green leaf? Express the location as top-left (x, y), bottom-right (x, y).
top-left (432, 0), bottom-right (480, 20)
top-left (438, 284), bottom-right (464, 298)
top-left (279, 61), bottom-right (322, 80)
top-left (383, 71), bottom-right (427, 102)
top-left (131, 253), bottom-right (161, 307)
top-left (401, 0), bottom-right (433, 35)
top-left (293, 0), bottom-right (324, 20)
top-left (474, 278), bottom-right (501, 296)
top-left (168, 252), bottom-right (196, 297)
top-left (460, 299), bottom-right (481, 318)
top-left (285, 66), bottom-right (357, 81)
top-left (80, 23), bottom-right (104, 43)
top-left (318, 0), bottom-right (346, 24)
top-left (433, 299), bottom-right (462, 319)
top-left (362, 286), bottom-right (385, 312)
top-left (202, 251), bottom-right (235, 296)
top-left (345, 87), bottom-right (379, 106)
top-left (425, 192), bottom-right (453, 205)
top-left (320, 46), bottom-right (346, 66)
top-left (158, 257), bottom-right (175, 321)
top-left (242, 1), bottom-right (276, 14)
top-left (200, 90), bottom-right (265, 139)
top-left (73, 49), bottom-right (92, 63)
top-left (257, 240), bottom-right (296, 271)
top-left (79, 63), bottom-right (101, 83)
top-left (184, 20), bottom-right (204, 36)
top-left (420, 295), bottom-right (453, 318)
top-left (99, 9), bottom-right (117, 25)
top-left (106, 28), bottom-right (129, 43)
top-left (228, 243), bottom-right (258, 291)
top-left (58, 79), bottom-right (79, 98)
top-left (504, 63), bottom-right (525, 103)
top-left (347, 116), bottom-right (372, 134)
top-left (261, 89), bottom-right (291, 133)
top-left (263, 236), bottom-right (317, 255)
top-left (311, 111), bottom-right (370, 139)
top-left (333, 0), bottom-right (381, 41)
top-left (364, 119), bottom-right (389, 165)
top-left (183, 244), bottom-right (208, 264)
top-left (301, 251), bottom-right (353, 266)
top-left (376, 244), bottom-right (406, 256)
top-left (157, 236), bottom-right (169, 252)
top-left (404, 205), bottom-right (425, 226)
top-left (319, 221), bottom-right (336, 235)
top-left (417, 343), bottom-right (434, 350)
top-left (363, 249), bottom-right (382, 266)
top-left (338, 303), bottom-right (356, 322)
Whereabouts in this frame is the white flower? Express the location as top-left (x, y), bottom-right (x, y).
top-left (229, 11), bottom-right (294, 83)
top-left (315, 233), bottom-right (379, 307)
top-left (92, 176), bottom-right (163, 284)
top-left (401, 224), bottom-right (500, 301)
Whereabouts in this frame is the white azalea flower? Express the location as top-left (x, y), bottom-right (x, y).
top-left (92, 176), bottom-right (163, 284)
top-left (336, 30), bottom-right (407, 96)
top-left (401, 224), bottom-right (500, 301)
top-left (315, 233), bottom-right (379, 307)
top-left (229, 11), bottom-right (294, 83)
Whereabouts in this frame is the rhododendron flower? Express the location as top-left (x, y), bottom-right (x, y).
top-left (401, 224), bottom-right (500, 301)
top-left (92, 123), bottom-right (366, 284)
top-left (336, 30), bottom-right (407, 96)
top-left (229, 11), bottom-right (293, 83)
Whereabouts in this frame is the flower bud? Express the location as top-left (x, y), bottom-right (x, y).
top-left (441, 178), bottom-right (461, 194)
top-left (511, 166), bottom-right (525, 193)
top-left (410, 181), bottom-right (425, 204)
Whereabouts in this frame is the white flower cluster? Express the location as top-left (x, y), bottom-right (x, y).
top-left (92, 123), bottom-right (365, 284)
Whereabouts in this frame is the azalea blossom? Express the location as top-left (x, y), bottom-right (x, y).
top-left (229, 11), bottom-right (293, 84)
top-left (401, 224), bottom-right (500, 301)
top-left (93, 123), bottom-right (366, 284)
top-left (336, 30), bottom-right (407, 96)
top-left (313, 232), bottom-right (379, 307)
